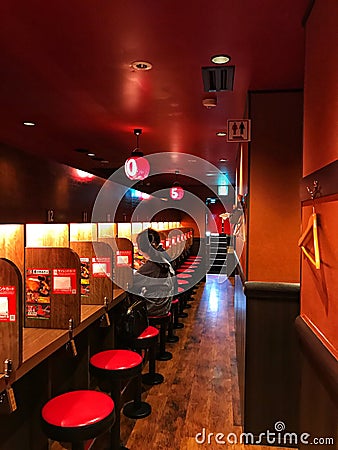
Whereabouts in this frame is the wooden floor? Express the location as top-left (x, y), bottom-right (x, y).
top-left (54, 275), bottom-right (295, 449)
top-left (100, 275), bottom-right (294, 450)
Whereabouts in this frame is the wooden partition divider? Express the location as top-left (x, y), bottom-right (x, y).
top-left (98, 237), bottom-right (133, 291)
top-left (70, 241), bottom-right (114, 306)
top-left (0, 258), bottom-right (22, 373)
top-left (25, 247), bottom-right (81, 329)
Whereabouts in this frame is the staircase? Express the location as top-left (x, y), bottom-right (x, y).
top-left (207, 234), bottom-right (230, 274)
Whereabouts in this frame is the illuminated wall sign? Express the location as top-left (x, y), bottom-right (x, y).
top-left (170, 185), bottom-right (184, 200)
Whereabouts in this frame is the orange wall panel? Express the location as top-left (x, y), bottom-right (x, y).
top-left (248, 91), bottom-right (303, 282)
top-left (300, 198), bottom-right (338, 358)
top-left (303, 1), bottom-right (338, 176)
top-left (300, 0), bottom-right (338, 358)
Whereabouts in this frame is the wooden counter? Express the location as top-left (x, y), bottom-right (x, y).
top-left (0, 289), bottom-right (126, 392)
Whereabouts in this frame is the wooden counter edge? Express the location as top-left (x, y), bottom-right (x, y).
top-left (0, 289), bottom-right (127, 392)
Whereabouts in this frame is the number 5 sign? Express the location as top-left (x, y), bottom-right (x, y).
top-left (170, 185), bottom-right (184, 200)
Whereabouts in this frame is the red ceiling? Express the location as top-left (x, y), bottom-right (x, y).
top-left (0, 0), bottom-right (308, 185)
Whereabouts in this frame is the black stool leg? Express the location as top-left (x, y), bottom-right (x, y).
top-left (178, 295), bottom-right (188, 318)
top-left (167, 312), bottom-right (179, 343)
top-left (110, 381), bottom-right (129, 450)
top-left (173, 300), bottom-right (184, 329)
top-left (157, 320), bottom-right (172, 361)
top-left (123, 374), bottom-right (151, 419)
top-left (142, 343), bottom-right (164, 385)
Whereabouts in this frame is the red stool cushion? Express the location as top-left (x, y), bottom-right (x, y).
top-left (176, 268), bottom-right (194, 273)
top-left (42, 390), bottom-right (114, 428)
top-left (177, 279), bottom-right (189, 285)
top-left (90, 349), bottom-right (142, 371)
top-left (177, 273), bottom-right (192, 278)
top-left (137, 325), bottom-right (159, 340)
top-left (178, 287), bottom-right (185, 293)
top-left (171, 299), bottom-right (179, 305)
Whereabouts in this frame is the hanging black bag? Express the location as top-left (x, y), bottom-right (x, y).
top-left (116, 295), bottom-right (149, 343)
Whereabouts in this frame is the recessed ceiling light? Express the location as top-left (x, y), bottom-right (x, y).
top-left (87, 153), bottom-right (95, 157)
top-left (211, 54), bottom-right (231, 65)
top-left (101, 160), bottom-right (109, 164)
top-left (131, 61), bottom-right (153, 71)
top-left (219, 158), bottom-right (228, 162)
top-left (23, 121), bottom-right (36, 126)
top-left (216, 131), bottom-right (227, 137)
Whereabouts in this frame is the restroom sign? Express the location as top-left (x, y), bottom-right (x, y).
top-left (227, 119), bottom-right (251, 142)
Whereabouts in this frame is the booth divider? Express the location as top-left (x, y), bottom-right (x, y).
top-left (25, 247), bottom-right (81, 329)
top-left (0, 258), bottom-right (22, 375)
top-left (69, 241), bottom-right (114, 306)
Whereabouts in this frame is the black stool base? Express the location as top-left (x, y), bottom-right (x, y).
top-left (142, 372), bottom-right (164, 385)
top-left (178, 312), bottom-right (188, 318)
top-left (123, 401), bottom-right (151, 419)
top-left (156, 351), bottom-right (172, 361)
top-left (174, 322), bottom-right (184, 329)
top-left (184, 304), bottom-right (192, 309)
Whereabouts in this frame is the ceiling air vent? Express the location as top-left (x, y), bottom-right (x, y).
top-left (201, 66), bottom-right (235, 92)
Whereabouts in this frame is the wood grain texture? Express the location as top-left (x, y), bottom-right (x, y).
top-left (25, 223), bottom-right (69, 248)
top-left (92, 275), bottom-right (294, 450)
top-left (70, 241), bottom-right (113, 305)
top-left (99, 237), bottom-right (134, 290)
top-left (0, 289), bottom-right (126, 392)
top-left (0, 258), bottom-right (22, 373)
top-left (25, 247), bottom-right (81, 328)
top-left (0, 224), bottom-right (25, 275)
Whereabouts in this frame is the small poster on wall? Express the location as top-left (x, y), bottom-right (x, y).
top-left (0, 286), bottom-right (16, 322)
top-left (116, 250), bottom-right (132, 267)
top-left (80, 257), bottom-right (90, 296)
top-left (92, 257), bottom-right (111, 278)
top-left (26, 269), bottom-right (51, 319)
top-left (52, 268), bottom-right (77, 294)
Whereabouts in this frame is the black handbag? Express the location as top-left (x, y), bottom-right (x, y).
top-left (116, 295), bottom-right (149, 342)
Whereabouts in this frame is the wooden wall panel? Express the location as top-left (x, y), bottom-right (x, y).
top-left (25, 248), bottom-right (81, 329)
top-left (0, 225), bottom-right (25, 276)
top-left (69, 241), bottom-right (113, 306)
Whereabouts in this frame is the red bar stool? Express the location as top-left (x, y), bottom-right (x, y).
top-left (148, 312), bottom-right (173, 361)
top-left (133, 325), bottom-right (164, 385)
top-left (41, 390), bottom-right (115, 450)
top-left (90, 349), bottom-right (151, 450)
